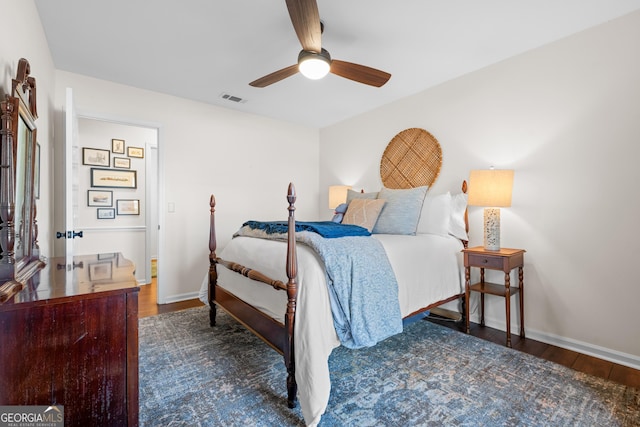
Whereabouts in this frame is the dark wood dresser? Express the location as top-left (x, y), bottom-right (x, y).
top-left (0, 253), bottom-right (139, 426)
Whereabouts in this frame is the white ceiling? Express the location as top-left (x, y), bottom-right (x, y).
top-left (35, 0), bottom-right (640, 128)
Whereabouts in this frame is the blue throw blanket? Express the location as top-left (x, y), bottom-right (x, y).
top-left (235, 225), bottom-right (403, 349)
top-left (243, 220), bottom-right (370, 238)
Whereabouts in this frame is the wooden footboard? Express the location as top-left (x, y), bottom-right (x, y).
top-left (209, 184), bottom-right (299, 408)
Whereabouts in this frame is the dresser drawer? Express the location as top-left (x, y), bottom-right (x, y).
top-left (466, 253), bottom-right (504, 269)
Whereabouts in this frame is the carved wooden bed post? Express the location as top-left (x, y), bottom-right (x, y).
top-left (460, 180), bottom-right (469, 322)
top-left (284, 183), bottom-right (298, 408)
top-left (207, 185), bottom-right (300, 407)
top-left (208, 194), bottom-right (217, 326)
top-left (462, 180), bottom-right (469, 249)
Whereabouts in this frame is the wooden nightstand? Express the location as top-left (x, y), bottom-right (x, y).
top-left (462, 246), bottom-right (526, 348)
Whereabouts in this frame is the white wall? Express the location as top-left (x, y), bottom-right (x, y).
top-left (0, 0), bottom-right (56, 259)
top-left (320, 11), bottom-right (640, 366)
top-left (53, 71), bottom-right (320, 303)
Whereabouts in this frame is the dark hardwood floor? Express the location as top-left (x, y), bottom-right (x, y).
top-left (426, 312), bottom-right (640, 389)
top-left (138, 280), bottom-right (639, 389)
top-left (138, 278), bottom-right (204, 318)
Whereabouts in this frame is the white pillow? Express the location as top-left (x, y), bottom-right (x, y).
top-left (417, 192), bottom-right (452, 236)
top-left (449, 192), bottom-right (468, 241)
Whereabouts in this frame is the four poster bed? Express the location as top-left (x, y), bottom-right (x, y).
top-left (206, 128), bottom-right (469, 425)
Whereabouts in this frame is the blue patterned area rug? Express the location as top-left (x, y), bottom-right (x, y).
top-left (139, 307), bottom-right (639, 426)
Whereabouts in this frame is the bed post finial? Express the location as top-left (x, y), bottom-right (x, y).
top-left (209, 194), bottom-right (216, 255)
top-left (209, 194), bottom-right (218, 326)
top-left (285, 182), bottom-right (298, 408)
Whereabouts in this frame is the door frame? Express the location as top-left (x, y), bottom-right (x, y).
top-left (144, 143), bottom-right (159, 285)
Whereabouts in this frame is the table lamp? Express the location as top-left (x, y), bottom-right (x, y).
top-left (328, 185), bottom-right (352, 210)
top-left (468, 169), bottom-right (514, 251)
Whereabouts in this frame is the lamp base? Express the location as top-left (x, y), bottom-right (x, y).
top-left (483, 207), bottom-right (501, 251)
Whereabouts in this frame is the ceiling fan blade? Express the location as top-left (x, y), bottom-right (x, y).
top-left (285, 0), bottom-right (322, 52)
top-left (249, 64), bottom-right (299, 88)
top-left (330, 60), bottom-right (391, 87)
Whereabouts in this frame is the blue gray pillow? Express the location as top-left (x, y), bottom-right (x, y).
top-left (372, 186), bottom-right (428, 235)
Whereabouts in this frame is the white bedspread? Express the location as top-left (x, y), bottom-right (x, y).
top-left (199, 233), bottom-right (464, 426)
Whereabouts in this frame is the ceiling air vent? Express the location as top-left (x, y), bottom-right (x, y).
top-left (219, 93), bottom-right (247, 104)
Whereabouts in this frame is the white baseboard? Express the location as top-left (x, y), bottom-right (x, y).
top-left (526, 329), bottom-right (640, 371)
top-left (475, 313), bottom-right (640, 371)
top-left (161, 291), bottom-right (200, 305)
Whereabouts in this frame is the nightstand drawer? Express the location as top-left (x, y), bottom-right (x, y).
top-left (466, 253), bottom-right (503, 269)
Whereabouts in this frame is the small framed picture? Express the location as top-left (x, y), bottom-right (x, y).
top-left (127, 146), bottom-right (144, 158)
top-left (116, 199), bottom-right (140, 215)
top-left (89, 261), bottom-right (113, 281)
top-left (97, 208), bottom-right (116, 219)
top-left (87, 190), bottom-right (113, 207)
top-left (112, 138), bottom-right (125, 154)
top-left (82, 147), bottom-right (110, 167)
top-left (113, 157), bottom-right (131, 169)
top-left (91, 168), bottom-right (137, 189)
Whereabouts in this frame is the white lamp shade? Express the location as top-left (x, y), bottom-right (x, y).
top-left (468, 169), bottom-right (514, 251)
top-left (468, 169), bottom-right (514, 207)
top-left (328, 185), bottom-right (352, 209)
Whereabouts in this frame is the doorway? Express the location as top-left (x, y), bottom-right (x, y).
top-left (56, 113), bottom-right (161, 297)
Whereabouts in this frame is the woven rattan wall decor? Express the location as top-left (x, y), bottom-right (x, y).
top-left (380, 128), bottom-right (442, 189)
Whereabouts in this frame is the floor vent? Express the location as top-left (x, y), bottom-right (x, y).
top-left (219, 93), bottom-right (247, 103)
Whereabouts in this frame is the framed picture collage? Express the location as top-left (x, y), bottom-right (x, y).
top-left (82, 138), bottom-right (144, 219)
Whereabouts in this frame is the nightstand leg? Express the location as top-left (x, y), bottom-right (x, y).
top-left (505, 272), bottom-right (512, 348)
top-left (479, 268), bottom-right (485, 326)
top-left (465, 266), bottom-right (471, 334)
top-left (519, 266), bottom-right (525, 338)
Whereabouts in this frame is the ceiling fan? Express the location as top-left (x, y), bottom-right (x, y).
top-left (249, 0), bottom-right (391, 88)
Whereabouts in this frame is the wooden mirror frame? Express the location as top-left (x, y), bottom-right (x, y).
top-left (0, 58), bottom-right (45, 302)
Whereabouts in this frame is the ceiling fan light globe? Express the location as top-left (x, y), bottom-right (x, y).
top-left (298, 49), bottom-right (331, 80)
top-left (299, 58), bottom-right (330, 79)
